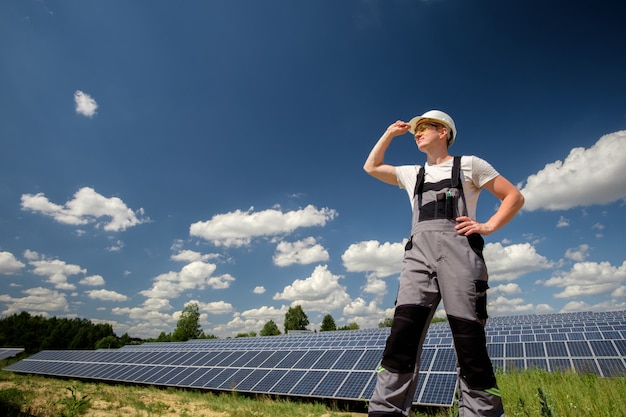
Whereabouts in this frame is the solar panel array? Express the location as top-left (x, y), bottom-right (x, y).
top-left (0, 348), bottom-right (24, 361)
top-left (4, 310), bottom-right (626, 408)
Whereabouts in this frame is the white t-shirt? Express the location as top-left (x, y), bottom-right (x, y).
top-left (395, 155), bottom-right (499, 220)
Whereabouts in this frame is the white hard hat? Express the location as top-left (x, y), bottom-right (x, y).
top-left (408, 110), bottom-right (457, 146)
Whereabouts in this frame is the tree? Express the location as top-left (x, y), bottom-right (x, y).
top-left (156, 331), bottom-right (171, 342)
top-left (320, 314), bottom-right (337, 331)
top-left (378, 317), bottom-right (393, 328)
top-left (260, 320), bottom-right (281, 336)
top-left (172, 302), bottom-right (202, 342)
top-left (236, 331), bottom-right (257, 338)
top-left (95, 335), bottom-right (121, 349)
top-left (338, 322), bottom-right (360, 331)
top-left (284, 305), bottom-right (309, 333)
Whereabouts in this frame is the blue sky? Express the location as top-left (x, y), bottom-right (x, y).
top-left (1, 0), bottom-right (625, 339)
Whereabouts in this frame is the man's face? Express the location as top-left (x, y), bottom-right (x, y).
top-left (414, 122), bottom-right (447, 149)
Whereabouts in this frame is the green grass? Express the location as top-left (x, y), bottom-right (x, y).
top-left (0, 368), bottom-right (625, 417)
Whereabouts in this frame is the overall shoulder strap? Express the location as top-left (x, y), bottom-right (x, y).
top-left (451, 156), bottom-right (462, 188)
top-left (413, 166), bottom-right (425, 197)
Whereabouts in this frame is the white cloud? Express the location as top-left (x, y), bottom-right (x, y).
top-left (253, 286), bottom-right (266, 294)
top-left (74, 90), bottom-right (98, 117)
top-left (556, 216), bottom-right (569, 228)
top-left (488, 295), bottom-right (553, 316)
top-left (341, 297), bottom-right (390, 329)
top-left (484, 242), bottom-right (553, 282)
top-left (189, 205), bottom-right (337, 247)
top-left (564, 244), bottom-right (590, 262)
top-left (21, 187), bottom-right (149, 232)
top-left (342, 240), bottom-right (404, 278)
top-left (490, 283), bottom-right (522, 296)
top-left (273, 237), bottom-right (329, 266)
top-left (106, 240), bottom-right (124, 252)
top-left (0, 287), bottom-right (69, 315)
top-left (85, 289), bottom-right (128, 302)
top-left (273, 264), bottom-right (351, 313)
top-left (171, 249), bottom-right (219, 263)
top-left (30, 257), bottom-right (86, 290)
top-left (241, 305), bottom-right (288, 321)
top-left (543, 260), bottom-right (626, 298)
top-left (520, 131), bottom-right (626, 211)
top-left (0, 252), bottom-right (25, 275)
top-left (140, 260), bottom-right (230, 300)
top-left (79, 275), bottom-right (105, 286)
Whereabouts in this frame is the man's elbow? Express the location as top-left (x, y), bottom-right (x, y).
top-left (514, 191), bottom-right (525, 210)
top-left (363, 162), bottom-right (375, 175)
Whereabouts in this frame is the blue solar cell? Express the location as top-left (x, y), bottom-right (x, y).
top-left (130, 365), bottom-right (160, 382)
top-left (334, 372), bottom-right (373, 399)
top-left (176, 368), bottom-right (211, 387)
top-left (229, 351), bottom-right (261, 367)
top-left (312, 371), bottom-right (349, 397)
top-left (506, 343), bottom-right (524, 358)
top-left (412, 372), bottom-right (428, 402)
top-left (270, 370), bottom-right (306, 394)
top-left (567, 332), bottom-right (585, 341)
top-left (354, 349), bottom-right (382, 370)
top-left (549, 358), bottom-right (572, 372)
top-left (168, 352), bottom-right (195, 365)
top-left (430, 348), bottom-right (456, 372)
top-left (205, 368), bottom-right (237, 388)
top-left (190, 368), bottom-right (225, 388)
top-left (157, 367), bottom-right (186, 384)
top-left (232, 369), bottom-right (268, 391)
top-left (597, 358), bottom-right (626, 377)
top-left (315, 350), bottom-right (343, 369)
top-left (505, 359), bottom-right (525, 372)
top-left (572, 359), bottom-right (599, 374)
top-left (114, 364), bottom-right (143, 381)
top-left (545, 341), bottom-right (568, 357)
top-left (525, 342), bottom-right (545, 357)
top-left (487, 343), bottom-right (504, 358)
top-left (218, 368), bottom-right (254, 390)
top-left (614, 340), bottom-right (626, 356)
top-left (567, 341), bottom-right (592, 357)
top-left (216, 352), bottom-right (240, 366)
top-left (289, 370), bottom-right (326, 395)
top-left (418, 373), bottom-right (456, 406)
top-left (419, 348), bottom-right (435, 370)
top-left (143, 366), bottom-right (174, 383)
top-left (585, 331), bottom-right (603, 340)
top-left (261, 350), bottom-right (292, 368)
top-left (253, 369), bottom-right (287, 392)
top-left (526, 358), bottom-right (548, 370)
top-left (243, 350), bottom-right (274, 367)
top-left (293, 351), bottom-right (323, 368)
top-left (332, 350), bottom-right (364, 370)
top-left (491, 359), bottom-right (504, 371)
top-left (85, 363), bottom-right (112, 379)
top-left (590, 340), bottom-right (618, 357)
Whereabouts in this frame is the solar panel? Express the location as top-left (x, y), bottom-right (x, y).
top-left (4, 310), bottom-right (626, 409)
top-left (0, 348), bottom-right (24, 360)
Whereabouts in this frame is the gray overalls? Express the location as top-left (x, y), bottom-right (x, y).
top-left (368, 157), bottom-right (504, 417)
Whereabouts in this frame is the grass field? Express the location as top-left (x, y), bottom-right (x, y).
top-left (0, 368), bottom-right (625, 417)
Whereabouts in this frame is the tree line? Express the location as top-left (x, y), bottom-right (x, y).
top-left (0, 304), bottom-right (396, 353)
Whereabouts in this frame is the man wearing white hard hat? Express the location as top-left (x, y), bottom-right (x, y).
top-left (364, 110), bottom-right (524, 417)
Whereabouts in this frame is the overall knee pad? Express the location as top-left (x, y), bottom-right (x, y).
top-left (448, 315), bottom-right (497, 389)
top-left (381, 305), bottom-right (431, 373)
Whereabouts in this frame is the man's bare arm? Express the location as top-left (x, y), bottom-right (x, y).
top-left (363, 121), bottom-right (411, 185)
